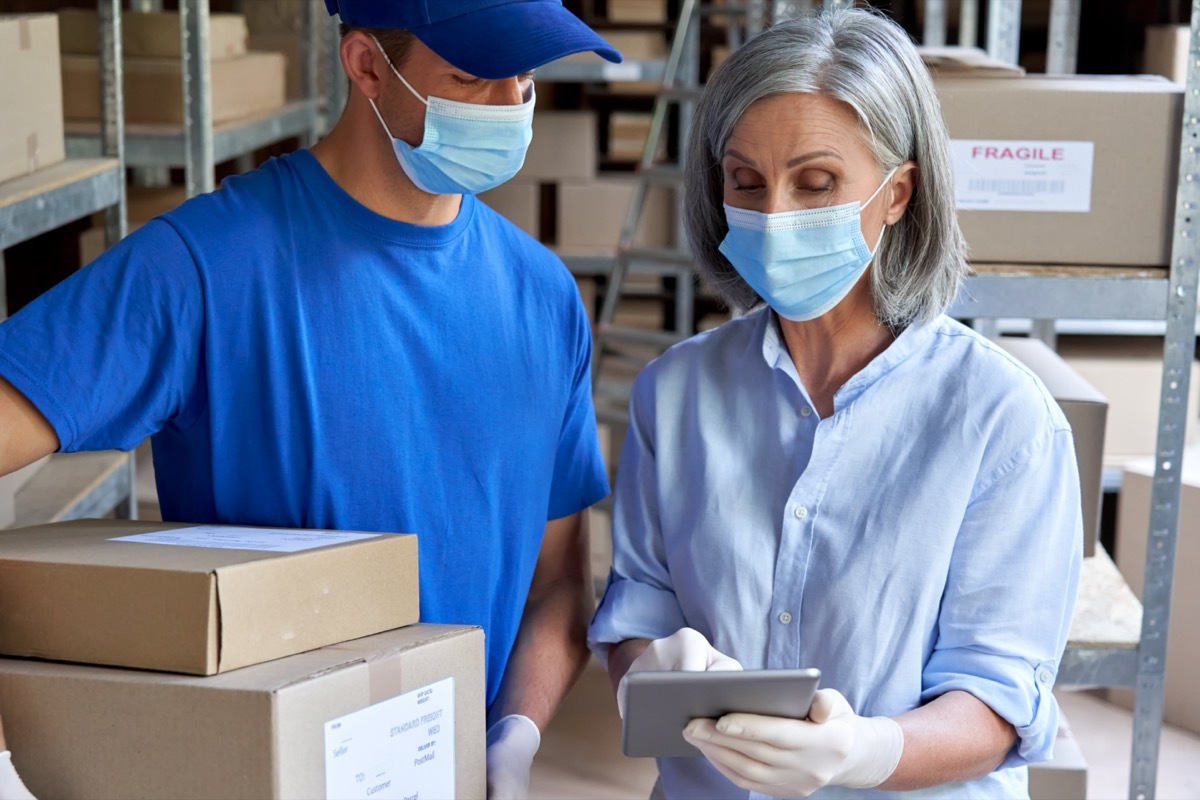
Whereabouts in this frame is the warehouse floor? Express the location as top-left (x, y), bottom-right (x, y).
top-left (133, 444), bottom-right (1200, 799)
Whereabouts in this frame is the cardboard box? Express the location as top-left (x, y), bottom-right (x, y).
top-left (479, 180), bottom-right (541, 238)
top-left (1028, 715), bottom-right (1088, 800)
top-left (62, 51), bottom-right (286, 126)
top-left (608, 112), bottom-right (666, 161)
top-left (996, 338), bottom-right (1107, 556)
top-left (1058, 336), bottom-right (1199, 461)
top-left (607, 0), bottom-right (668, 23)
top-left (1145, 24), bottom-right (1189, 83)
top-left (521, 112), bottom-right (597, 181)
top-left (0, 624), bottom-right (485, 800)
top-left (558, 178), bottom-right (673, 249)
top-left (918, 45), bottom-right (1026, 76)
top-left (0, 15), bottom-right (65, 186)
top-left (1113, 459), bottom-right (1200, 734)
top-left (936, 75), bottom-right (1183, 266)
top-left (57, 8), bottom-right (248, 59)
top-left (0, 458), bottom-right (48, 530)
top-left (0, 519), bottom-right (419, 675)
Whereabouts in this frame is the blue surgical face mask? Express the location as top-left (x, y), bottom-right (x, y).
top-left (718, 169), bottom-right (896, 322)
top-left (368, 36), bottom-right (535, 196)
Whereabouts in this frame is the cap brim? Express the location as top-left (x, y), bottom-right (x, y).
top-left (413, 1), bottom-right (623, 80)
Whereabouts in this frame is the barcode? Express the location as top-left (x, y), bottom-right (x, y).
top-left (968, 179), bottom-right (1066, 195)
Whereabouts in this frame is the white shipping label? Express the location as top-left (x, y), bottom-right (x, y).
top-left (950, 139), bottom-right (1094, 213)
top-left (325, 677), bottom-right (456, 800)
top-left (109, 525), bottom-right (380, 553)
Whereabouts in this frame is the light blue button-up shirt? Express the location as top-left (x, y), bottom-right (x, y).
top-left (589, 308), bottom-right (1083, 800)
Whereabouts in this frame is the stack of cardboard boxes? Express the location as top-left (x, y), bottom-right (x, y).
top-left (57, 9), bottom-right (286, 127)
top-left (0, 14), bottom-right (65, 188)
top-left (0, 519), bottom-right (485, 799)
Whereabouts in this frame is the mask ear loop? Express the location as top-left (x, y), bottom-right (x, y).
top-left (864, 166), bottom-right (899, 259)
top-left (370, 34), bottom-right (428, 106)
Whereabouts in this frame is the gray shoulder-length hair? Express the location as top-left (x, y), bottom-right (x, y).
top-left (684, 8), bottom-right (967, 329)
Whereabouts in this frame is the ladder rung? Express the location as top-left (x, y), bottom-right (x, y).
top-left (594, 399), bottom-right (632, 427)
top-left (598, 324), bottom-right (686, 349)
top-left (698, 4), bottom-right (753, 16)
top-left (658, 87), bottom-right (705, 102)
top-left (622, 246), bottom-right (694, 266)
top-left (637, 166), bottom-right (684, 184)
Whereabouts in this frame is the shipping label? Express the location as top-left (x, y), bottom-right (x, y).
top-left (949, 139), bottom-right (1094, 213)
top-left (325, 677), bottom-right (456, 800)
top-left (109, 525), bottom-right (381, 553)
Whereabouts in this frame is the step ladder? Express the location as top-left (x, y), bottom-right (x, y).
top-left (591, 0), bottom-right (856, 429)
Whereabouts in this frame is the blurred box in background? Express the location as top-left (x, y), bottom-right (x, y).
top-left (57, 9), bottom-right (247, 59)
top-left (0, 14), bottom-right (65, 185)
top-left (1144, 24), bottom-right (1188, 83)
top-left (557, 178), bottom-right (673, 249)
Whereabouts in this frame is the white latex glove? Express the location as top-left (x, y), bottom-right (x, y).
top-left (682, 688), bottom-right (903, 798)
top-left (0, 752), bottom-right (35, 800)
top-left (617, 627), bottom-right (743, 718)
top-left (485, 714), bottom-right (540, 800)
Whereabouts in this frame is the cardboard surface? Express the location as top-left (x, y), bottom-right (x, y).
top-left (1113, 459), bottom-right (1200, 734)
top-left (521, 112), bottom-right (596, 180)
top-left (1028, 717), bottom-right (1088, 800)
top-left (479, 180), bottom-right (541, 238)
top-left (936, 75), bottom-right (1182, 265)
top-left (1144, 24), bottom-right (1189, 84)
top-left (558, 178), bottom-right (674, 248)
top-left (0, 624), bottom-right (486, 800)
top-left (62, 51), bottom-right (286, 125)
top-left (918, 45), bottom-right (1026, 76)
top-left (0, 519), bottom-right (419, 674)
top-left (1058, 336), bottom-right (1199, 461)
top-left (0, 15), bottom-right (65, 186)
top-left (996, 338), bottom-right (1107, 556)
top-left (58, 8), bottom-right (247, 59)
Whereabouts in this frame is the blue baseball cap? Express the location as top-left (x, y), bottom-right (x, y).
top-left (326, 0), bottom-right (623, 80)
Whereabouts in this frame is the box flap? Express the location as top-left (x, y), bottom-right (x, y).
top-left (918, 46), bottom-right (1025, 76)
top-left (996, 338), bottom-right (1108, 406)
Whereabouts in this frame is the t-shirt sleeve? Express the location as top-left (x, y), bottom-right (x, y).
top-left (921, 424), bottom-right (1083, 769)
top-left (0, 218), bottom-right (205, 453)
top-left (546, 287), bottom-right (609, 521)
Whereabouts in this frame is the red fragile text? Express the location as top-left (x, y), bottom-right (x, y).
top-left (970, 145), bottom-right (1065, 161)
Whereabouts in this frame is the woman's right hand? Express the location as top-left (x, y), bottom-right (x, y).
top-left (616, 628), bottom-right (743, 718)
top-left (0, 752), bottom-right (36, 800)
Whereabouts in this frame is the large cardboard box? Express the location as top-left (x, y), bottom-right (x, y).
top-left (479, 180), bottom-right (541, 238)
top-left (0, 15), bottom-right (65, 186)
top-left (0, 624), bottom-right (485, 800)
top-left (1028, 715), bottom-right (1088, 800)
top-left (1058, 336), bottom-right (1199, 462)
top-left (1113, 459), bottom-right (1200, 734)
top-left (996, 338), bottom-right (1108, 556)
top-left (608, 0), bottom-right (668, 23)
top-left (1145, 24), bottom-right (1189, 83)
top-left (558, 178), bottom-right (674, 248)
top-left (0, 519), bottom-right (419, 675)
top-left (936, 75), bottom-right (1183, 266)
top-left (57, 8), bottom-right (247, 59)
top-left (62, 51), bottom-right (286, 126)
top-left (521, 112), bottom-right (597, 181)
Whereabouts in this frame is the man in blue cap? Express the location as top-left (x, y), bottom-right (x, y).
top-left (0, 2), bottom-right (621, 797)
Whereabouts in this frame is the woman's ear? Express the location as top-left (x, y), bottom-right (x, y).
top-left (884, 161), bottom-right (918, 225)
top-left (341, 30), bottom-right (385, 101)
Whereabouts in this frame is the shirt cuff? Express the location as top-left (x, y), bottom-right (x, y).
top-left (587, 573), bottom-right (688, 668)
top-left (922, 647), bottom-right (1059, 769)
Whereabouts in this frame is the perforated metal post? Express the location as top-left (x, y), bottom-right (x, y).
top-left (986, 0), bottom-right (1022, 65)
top-left (300, 0), bottom-right (320, 147)
top-left (924, 0), bottom-right (948, 47)
top-left (1046, 0), bottom-right (1081, 74)
top-left (1129, 5), bottom-right (1200, 798)
top-left (181, 0), bottom-right (215, 196)
top-left (98, 0), bottom-right (127, 248)
top-left (960, 0), bottom-right (980, 48)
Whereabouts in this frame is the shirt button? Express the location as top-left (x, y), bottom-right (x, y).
top-left (800, 406), bottom-right (813, 418)
top-left (1037, 669), bottom-right (1054, 684)
top-left (794, 505), bottom-right (808, 519)
top-left (778, 611), bottom-right (793, 624)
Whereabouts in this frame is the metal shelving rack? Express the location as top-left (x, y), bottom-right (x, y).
top-left (928, 1), bottom-right (1191, 797)
top-left (64, 0), bottom-right (323, 198)
top-left (0, 0), bottom-right (134, 523)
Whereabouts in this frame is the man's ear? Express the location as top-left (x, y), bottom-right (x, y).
top-left (341, 31), bottom-right (385, 100)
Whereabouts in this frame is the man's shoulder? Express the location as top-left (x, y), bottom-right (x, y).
top-left (161, 154), bottom-right (299, 242)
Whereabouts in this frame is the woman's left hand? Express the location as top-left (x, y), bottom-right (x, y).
top-left (682, 688), bottom-right (904, 798)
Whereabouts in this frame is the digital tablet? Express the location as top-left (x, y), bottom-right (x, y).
top-left (622, 668), bottom-right (821, 758)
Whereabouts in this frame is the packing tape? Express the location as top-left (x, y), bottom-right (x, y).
top-left (26, 133), bottom-right (39, 173)
top-left (18, 18), bottom-right (31, 50)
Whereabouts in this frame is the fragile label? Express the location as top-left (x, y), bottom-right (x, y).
top-left (949, 139), bottom-right (1094, 212)
top-left (325, 677), bottom-right (456, 800)
top-left (109, 525), bottom-right (381, 553)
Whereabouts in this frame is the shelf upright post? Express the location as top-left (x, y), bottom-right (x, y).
top-left (925, 0), bottom-right (948, 46)
top-left (985, 0), bottom-right (1021, 65)
top-left (98, 0), bottom-right (127, 248)
top-left (1129, 6), bottom-right (1200, 796)
top-left (181, 0), bottom-right (215, 197)
top-left (1046, 0), bottom-right (1081, 75)
top-left (960, 0), bottom-right (979, 48)
top-left (300, 0), bottom-right (320, 148)
top-left (326, 11), bottom-right (348, 132)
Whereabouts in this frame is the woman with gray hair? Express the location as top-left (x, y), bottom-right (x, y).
top-left (588, 8), bottom-right (1082, 799)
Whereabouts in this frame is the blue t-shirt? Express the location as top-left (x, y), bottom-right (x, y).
top-left (0, 150), bottom-right (609, 706)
